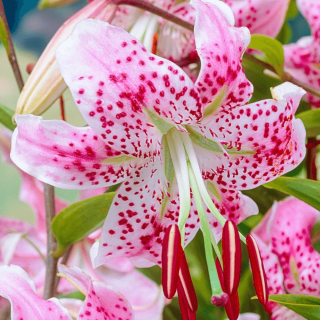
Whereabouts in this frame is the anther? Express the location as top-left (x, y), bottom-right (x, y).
top-left (161, 224), bottom-right (182, 299)
top-left (222, 220), bottom-right (241, 296)
top-left (246, 234), bottom-right (269, 305)
top-left (178, 251), bottom-right (198, 313)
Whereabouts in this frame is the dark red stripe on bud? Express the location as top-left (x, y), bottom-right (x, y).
top-left (178, 251), bottom-right (198, 313)
top-left (225, 292), bottom-right (240, 320)
top-left (162, 224), bottom-right (182, 299)
top-left (211, 259), bottom-right (229, 307)
top-left (246, 234), bottom-right (269, 305)
top-left (222, 220), bottom-right (241, 296)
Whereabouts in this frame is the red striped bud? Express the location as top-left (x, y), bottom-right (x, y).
top-left (162, 224), bottom-right (182, 299)
top-left (246, 234), bottom-right (269, 305)
top-left (225, 292), bottom-right (240, 320)
top-left (178, 251), bottom-right (198, 313)
top-left (222, 220), bottom-right (241, 296)
top-left (211, 259), bottom-right (229, 307)
top-left (178, 281), bottom-right (197, 320)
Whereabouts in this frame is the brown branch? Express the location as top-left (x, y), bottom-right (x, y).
top-left (111, 0), bottom-right (194, 31)
top-left (112, 0), bottom-right (320, 98)
top-left (43, 183), bottom-right (58, 300)
top-left (0, 0), bottom-right (24, 91)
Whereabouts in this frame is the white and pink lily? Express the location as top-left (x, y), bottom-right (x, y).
top-left (0, 130), bottom-right (166, 319)
top-left (252, 197), bottom-right (320, 319)
top-left (0, 264), bottom-right (133, 320)
top-left (284, 0), bottom-right (320, 108)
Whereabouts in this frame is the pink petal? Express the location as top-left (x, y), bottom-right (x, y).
top-left (237, 313), bottom-right (261, 320)
top-left (0, 129), bottom-right (67, 233)
top-left (205, 187), bottom-right (258, 241)
top-left (0, 233), bottom-right (23, 265)
top-left (0, 265), bottom-right (72, 320)
top-left (11, 115), bottom-right (140, 189)
top-left (225, 0), bottom-right (290, 38)
top-left (284, 39), bottom-right (320, 108)
top-left (200, 82), bottom-right (306, 190)
top-left (91, 265), bottom-right (166, 320)
top-left (95, 158), bottom-right (199, 267)
top-left (58, 265), bottom-right (133, 320)
top-left (191, 0), bottom-right (253, 116)
top-left (56, 19), bottom-right (202, 157)
top-left (297, 0), bottom-right (320, 45)
top-left (78, 188), bottom-right (106, 201)
top-left (256, 198), bottom-right (320, 296)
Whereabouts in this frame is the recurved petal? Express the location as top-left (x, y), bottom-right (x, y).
top-left (225, 0), bottom-right (290, 38)
top-left (191, 0), bottom-right (253, 118)
top-left (11, 115), bottom-right (143, 189)
top-left (58, 265), bottom-right (133, 320)
top-left (56, 19), bottom-right (202, 157)
top-left (0, 265), bottom-right (72, 320)
top-left (255, 198), bottom-right (320, 296)
top-left (200, 82), bottom-right (306, 191)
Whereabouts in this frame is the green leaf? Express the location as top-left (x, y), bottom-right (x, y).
top-left (264, 177), bottom-right (320, 211)
top-left (276, 22), bottom-right (292, 44)
top-left (0, 17), bottom-right (9, 54)
top-left (267, 294), bottom-right (320, 320)
top-left (0, 104), bottom-right (16, 131)
top-left (52, 192), bottom-right (116, 257)
top-left (296, 108), bottom-right (320, 138)
top-left (248, 35), bottom-right (284, 76)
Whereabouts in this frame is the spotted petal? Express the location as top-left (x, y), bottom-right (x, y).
top-left (196, 82), bottom-right (306, 190)
top-left (58, 264), bottom-right (133, 320)
top-left (95, 157), bottom-right (199, 267)
top-left (0, 265), bottom-right (72, 320)
top-left (191, 0), bottom-right (253, 118)
top-left (225, 0), bottom-right (290, 38)
top-left (56, 19), bottom-right (202, 158)
top-left (11, 115), bottom-right (144, 189)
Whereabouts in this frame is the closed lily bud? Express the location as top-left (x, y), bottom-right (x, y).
top-left (16, 0), bottom-right (116, 116)
top-left (38, 0), bottom-right (81, 10)
top-left (246, 234), bottom-right (269, 306)
top-left (222, 220), bottom-right (242, 296)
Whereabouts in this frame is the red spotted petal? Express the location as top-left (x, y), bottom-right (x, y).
top-left (56, 19), bottom-right (202, 158)
top-left (222, 220), bottom-right (241, 295)
top-left (191, 0), bottom-right (253, 116)
top-left (11, 115), bottom-right (142, 189)
top-left (178, 251), bottom-right (198, 313)
top-left (246, 234), bottom-right (269, 305)
top-left (161, 224), bottom-right (183, 299)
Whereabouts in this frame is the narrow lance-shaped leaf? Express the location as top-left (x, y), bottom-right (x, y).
top-left (296, 108), bottom-right (320, 138)
top-left (248, 34), bottom-right (285, 77)
top-left (263, 177), bottom-right (320, 211)
top-left (0, 104), bottom-right (16, 131)
top-left (267, 294), bottom-right (320, 320)
top-left (52, 192), bottom-right (116, 257)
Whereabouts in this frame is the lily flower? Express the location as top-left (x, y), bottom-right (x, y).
top-left (284, 0), bottom-right (320, 108)
top-left (15, 0), bottom-right (117, 116)
top-left (0, 264), bottom-right (133, 320)
top-left (252, 197), bottom-right (320, 319)
top-left (1, 129), bottom-right (166, 319)
top-left (11, 0), bottom-right (306, 304)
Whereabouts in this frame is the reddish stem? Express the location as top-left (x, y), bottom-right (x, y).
top-left (60, 95), bottom-right (66, 121)
top-left (307, 137), bottom-right (317, 180)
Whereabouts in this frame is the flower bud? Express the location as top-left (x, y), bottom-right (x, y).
top-left (16, 0), bottom-right (116, 116)
top-left (38, 0), bottom-right (81, 10)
